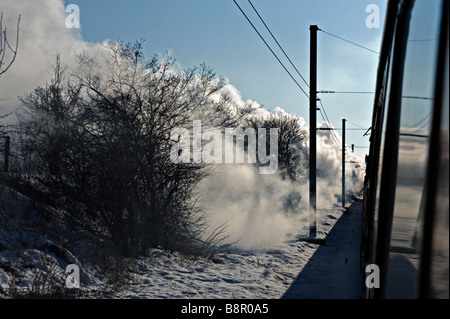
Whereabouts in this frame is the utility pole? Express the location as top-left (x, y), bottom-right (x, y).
top-left (309, 25), bottom-right (319, 237)
top-left (342, 119), bottom-right (346, 208)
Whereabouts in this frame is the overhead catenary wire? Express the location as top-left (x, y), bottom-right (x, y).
top-left (232, 3), bottom-right (372, 151)
top-left (413, 116), bottom-right (433, 129)
top-left (317, 90), bottom-right (375, 94)
top-left (318, 107), bottom-right (339, 141)
top-left (247, 0), bottom-right (310, 88)
top-left (402, 95), bottom-right (433, 100)
top-left (318, 109), bottom-right (343, 152)
top-left (319, 91), bottom-right (433, 101)
top-left (346, 119), bottom-right (367, 130)
top-left (401, 111), bottom-right (433, 129)
top-left (319, 128), bottom-right (371, 131)
top-left (319, 29), bottom-right (380, 55)
top-left (232, 0), bottom-right (309, 99)
top-left (318, 99), bottom-right (342, 151)
top-left (317, 99), bottom-right (332, 129)
top-left (329, 91), bottom-right (374, 94)
top-left (318, 98), bottom-right (371, 153)
top-left (408, 38), bottom-right (439, 42)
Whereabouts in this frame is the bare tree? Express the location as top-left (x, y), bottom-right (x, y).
top-left (0, 12), bottom-right (20, 78)
top-left (17, 41), bottom-right (251, 256)
top-left (0, 12), bottom-right (20, 152)
top-left (247, 112), bottom-right (308, 182)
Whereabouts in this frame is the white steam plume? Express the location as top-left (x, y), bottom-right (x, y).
top-left (0, 0), bottom-right (366, 251)
top-left (200, 97), bottom-right (366, 249)
top-left (0, 0), bottom-right (105, 120)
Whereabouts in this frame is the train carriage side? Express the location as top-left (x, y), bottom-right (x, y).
top-left (363, 0), bottom-right (448, 299)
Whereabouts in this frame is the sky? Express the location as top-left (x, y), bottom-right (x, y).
top-left (0, 0), bottom-right (387, 157)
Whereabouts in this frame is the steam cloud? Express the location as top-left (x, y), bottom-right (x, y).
top-left (200, 88), bottom-right (366, 249)
top-left (0, 0), bottom-right (366, 250)
top-left (0, 0), bottom-right (105, 119)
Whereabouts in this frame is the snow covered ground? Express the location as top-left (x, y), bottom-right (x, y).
top-left (118, 195), bottom-right (364, 299)
top-left (0, 180), bottom-right (364, 299)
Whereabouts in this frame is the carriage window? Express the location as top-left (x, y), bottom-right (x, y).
top-left (385, 0), bottom-right (443, 298)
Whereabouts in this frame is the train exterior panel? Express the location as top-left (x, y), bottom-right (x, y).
top-left (363, 0), bottom-right (448, 299)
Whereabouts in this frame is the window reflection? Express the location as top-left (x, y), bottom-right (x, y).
top-left (385, 0), bottom-right (442, 298)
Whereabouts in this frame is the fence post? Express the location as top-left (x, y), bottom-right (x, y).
top-left (4, 136), bottom-right (10, 172)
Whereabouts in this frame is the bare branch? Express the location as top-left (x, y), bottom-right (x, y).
top-left (0, 12), bottom-right (20, 77)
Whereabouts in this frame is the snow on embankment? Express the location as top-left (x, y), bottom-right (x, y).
top-left (120, 194), bottom-right (364, 299)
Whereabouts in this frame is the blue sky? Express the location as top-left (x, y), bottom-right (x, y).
top-left (1, 0), bottom-right (387, 157)
top-left (67, 0), bottom-right (387, 157)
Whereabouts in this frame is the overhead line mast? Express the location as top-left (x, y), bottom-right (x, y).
top-left (309, 25), bottom-right (319, 238)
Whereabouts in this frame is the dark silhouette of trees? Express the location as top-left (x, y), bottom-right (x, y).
top-left (17, 41), bottom-right (250, 256)
top-left (247, 112), bottom-right (307, 182)
top-left (246, 113), bottom-right (308, 214)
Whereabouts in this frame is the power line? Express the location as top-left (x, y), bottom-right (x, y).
top-left (318, 101), bottom-right (337, 135)
top-left (334, 91), bottom-right (374, 94)
top-left (318, 108), bottom-right (342, 151)
top-left (319, 128), bottom-right (371, 131)
top-left (318, 99), bottom-right (370, 154)
top-left (408, 111), bottom-right (432, 128)
top-left (317, 99), bottom-right (331, 127)
top-left (232, 6), bottom-right (372, 150)
top-left (317, 106), bottom-right (337, 142)
top-left (346, 119), bottom-right (367, 130)
top-left (318, 91), bottom-right (375, 94)
top-left (318, 99), bottom-right (342, 151)
top-left (319, 91), bottom-right (433, 101)
top-left (319, 29), bottom-right (380, 55)
top-left (247, 0), bottom-right (309, 88)
top-left (321, 105), bottom-right (341, 149)
top-left (409, 38), bottom-right (439, 42)
top-left (232, 0), bottom-right (309, 99)
top-left (418, 117), bottom-right (433, 129)
top-left (402, 95), bottom-right (433, 100)
top-left (399, 133), bottom-right (430, 138)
